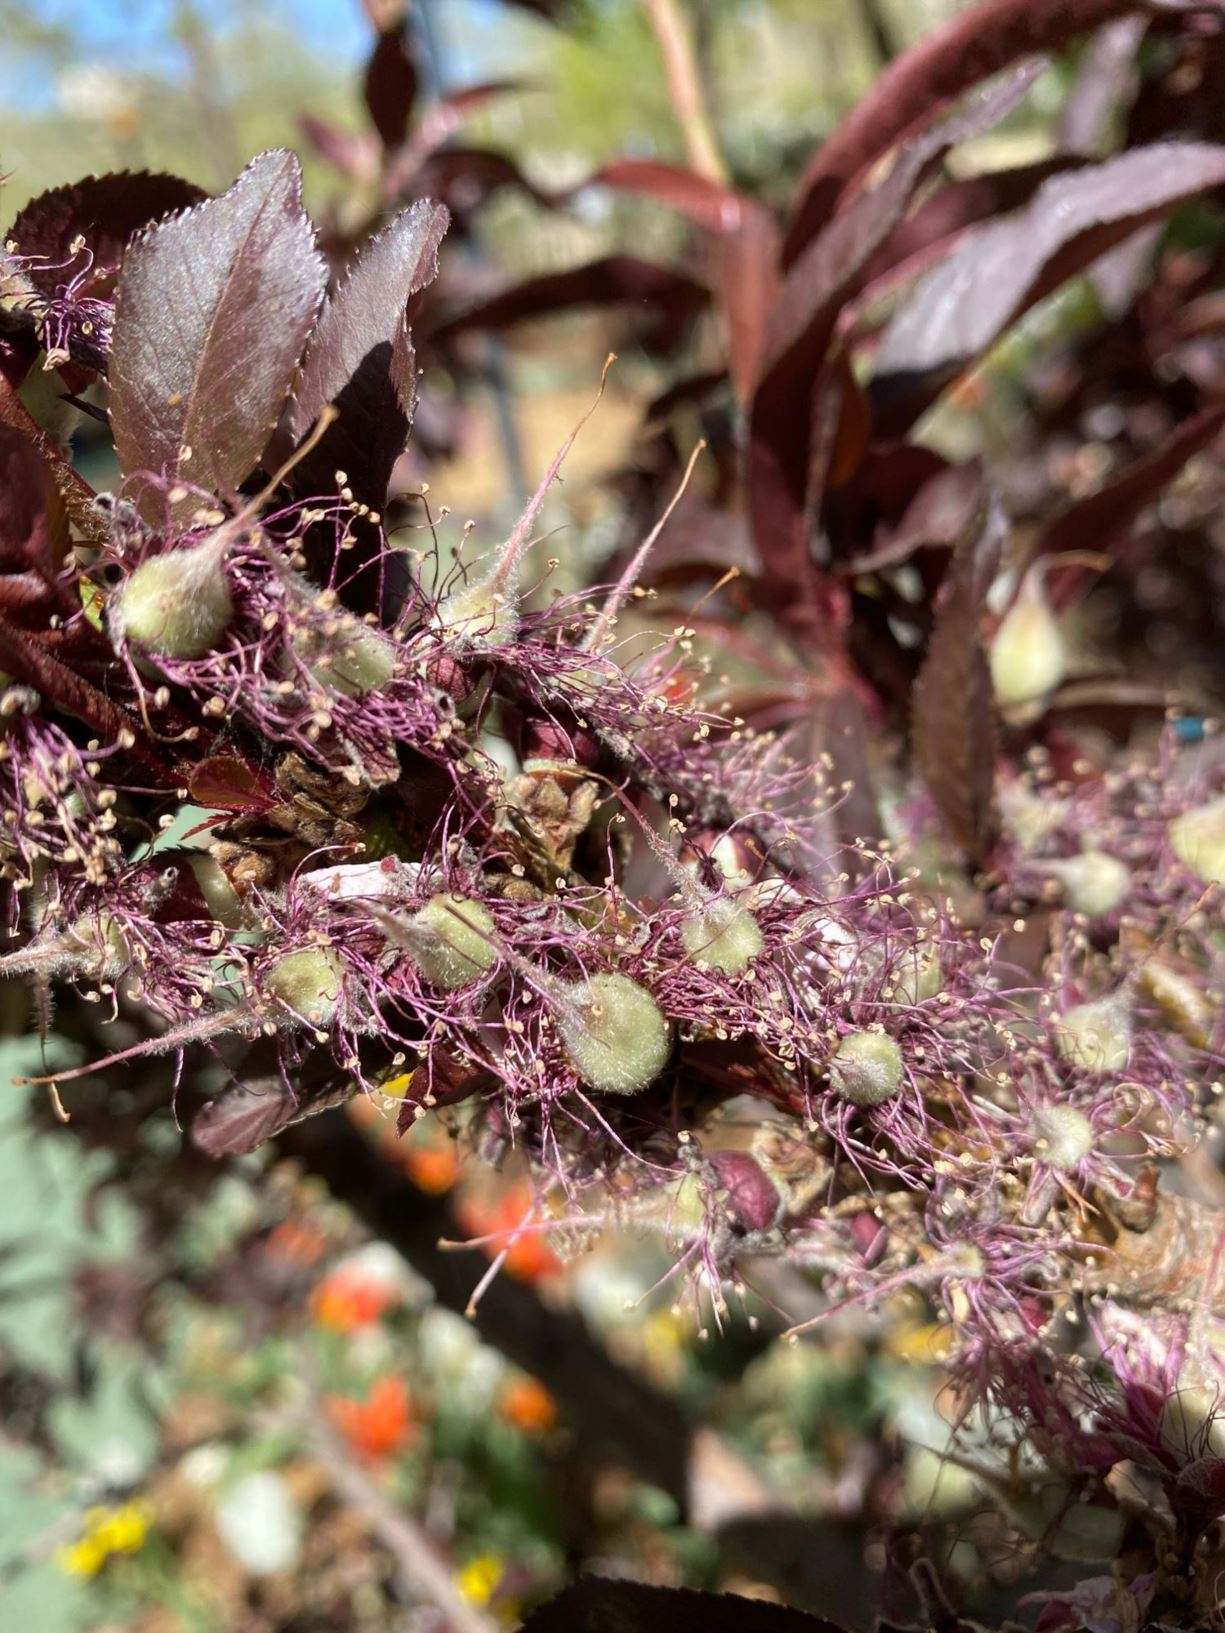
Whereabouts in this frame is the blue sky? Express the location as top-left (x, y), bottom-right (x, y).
top-left (4, 0), bottom-right (372, 107)
top-left (4, 0), bottom-right (510, 110)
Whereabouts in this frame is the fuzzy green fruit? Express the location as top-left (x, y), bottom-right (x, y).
top-left (1044, 851), bottom-right (1130, 917)
top-left (557, 972), bottom-right (672, 1095)
top-left (830, 1030), bottom-right (904, 1107)
top-left (1169, 794), bottom-right (1225, 885)
top-left (296, 618), bottom-right (397, 697)
top-left (410, 894), bottom-right (497, 989)
top-left (680, 897), bottom-right (763, 974)
top-left (1056, 992), bottom-right (1131, 1074)
top-left (1031, 1104), bottom-right (1093, 1169)
top-left (266, 947), bottom-right (344, 1023)
top-left (109, 537), bottom-right (232, 658)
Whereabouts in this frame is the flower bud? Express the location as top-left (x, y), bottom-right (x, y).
top-left (1169, 793), bottom-right (1225, 885)
top-left (437, 570), bottom-right (518, 647)
top-left (1055, 991), bottom-right (1131, 1074)
top-left (109, 536), bottom-right (232, 659)
top-left (680, 896), bottom-right (763, 975)
top-left (1042, 850), bottom-right (1130, 917)
top-left (519, 715), bottom-right (601, 773)
top-left (1031, 1104), bottom-right (1093, 1169)
top-left (556, 972), bottom-right (672, 1095)
top-left (709, 1151), bottom-right (784, 1235)
top-left (989, 571), bottom-right (1066, 706)
top-left (829, 1029), bottom-right (904, 1107)
top-left (265, 946), bottom-right (344, 1023)
top-left (410, 894), bottom-right (497, 989)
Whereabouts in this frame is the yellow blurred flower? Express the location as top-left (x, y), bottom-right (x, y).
top-left (456, 1553), bottom-right (504, 1606)
top-left (56, 1499), bottom-right (153, 1577)
top-left (885, 1320), bottom-right (954, 1364)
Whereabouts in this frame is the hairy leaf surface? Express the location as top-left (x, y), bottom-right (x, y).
top-left (109, 150), bottom-right (326, 514)
top-left (285, 199), bottom-right (448, 510)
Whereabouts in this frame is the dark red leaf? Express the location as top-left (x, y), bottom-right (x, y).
top-left (284, 199), bottom-right (448, 510)
top-left (364, 21), bottom-right (417, 150)
top-left (394, 1051), bottom-right (500, 1128)
top-left (7, 172), bottom-right (207, 297)
top-left (0, 617), bottom-right (157, 769)
top-left (783, 0), bottom-right (1178, 263)
top-left (187, 754), bottom-right (278, 813)
top-left (405, 80), bottom-right (529, 163)
top-left (0, 421), bottom-right (68, 580)
top-left (297, 114), bottom-right (376, 181)
top-left (1174, 1455), bottom-right (1225, 1516)
top-left (109, 150), bottom-right (327, 516)
top-left (1042, 403), bottom-right (1225, 601)
top-left (518, 1579), bottom-right (848, 1633)
top-left (842, 460), bottom-right (983, 576)
top-left (716, 203), bottom-right (782, 402)
top-left (860, 157), bottom-right (1081, 294)
top-left (192, 1076), bottom-right (351, 1157)
top-left (429, 256), bottom-right (708, 352)
top-left (911, 499), bottom-right (1007, 862)
top-left (587, 159), bottom-right (755, 232)
top-left (749, 66), bottom-right (1040, 617)
top-left (0, 372), bottom-right (104, 543)
top-left (409, 146), bottom-right (559, 211)
top-left (871, 142), bottom-right (1225, 431)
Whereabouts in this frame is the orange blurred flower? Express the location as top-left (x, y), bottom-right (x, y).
top-left (312, 1269), bottom-right (399, 1332)
top-left (403, 1133), bottom-right (462, 1195)
top-left (499, 1376), bottom-right (557, 1433)
top-left (455, 1187), bottom-right (562, 1285)
top-left (327, 1376), bottom-right (413, 1462)
top-left (266, 1218), bottom-right (327, 1268)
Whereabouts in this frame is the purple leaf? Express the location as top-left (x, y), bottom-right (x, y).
top-left (0, 422), bottom-right (68, 582)
top-left (284, 199), bottom-right (448, 512)
top-left (1044, 404), bottom-right (1225, 576)
top-left (405, 79), bottom-right (529, 161)
top-left (109, 150), bottom-right (327, 515)
top-left (409, 146), bottom-right (560, 211)
top-left (860, 157), bottom-right (1081, 293)
top-left (518, 1580), bottom-right (848, 1633)
top-left (911, 498), bottom-right (1007, 862)
top-left (0, 372), bottom-right (105, 543)
top-left (364, 20), bottom-right (417, 150)
top-left (841, 460), bottom-right (983, 576)
top-left (748, 66), bottom-right (1042, 619)
top-left (429, 256), bottom-right (708, 354)
top-left (784, 0), bottom-right (1170, 262)
top-left (0, 617), bottom-right (153, 767)
top-left (7, 171), bottom-right (207, 297)
top-left (192, 1076), bottom-right (351, 1157)
top-left (871, 142), bottom-right (1225, 427)
top-left (587, 159), bottom-right (755, 232)
top-left (297, 113), bottom-right (377, 180)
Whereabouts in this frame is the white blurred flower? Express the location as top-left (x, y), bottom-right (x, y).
top-left (214, 1470), bottom-right (302, 1575)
